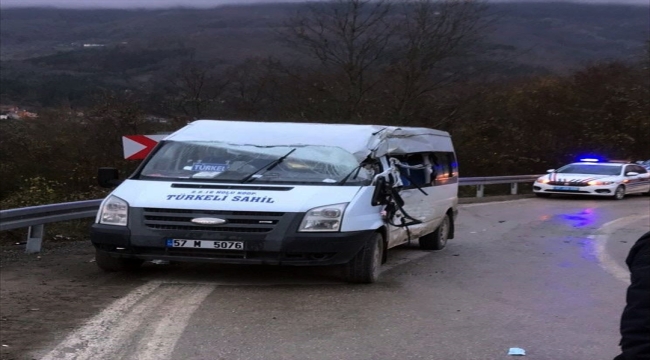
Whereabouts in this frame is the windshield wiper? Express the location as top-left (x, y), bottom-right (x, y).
top-left (240, 148), bottom-right (297, 183)
top-left (337, 165), bottom-right (364, 185)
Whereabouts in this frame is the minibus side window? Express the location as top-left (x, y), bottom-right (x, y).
top-left (448, 152), bottom-right (458, 177)
top-left (394, 153), bottom-right (431, 189)
top-left (430, 152), bottom-right (456, 185)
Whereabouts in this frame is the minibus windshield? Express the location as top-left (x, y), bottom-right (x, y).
top-left (137, 141), bottom-right (374, 185)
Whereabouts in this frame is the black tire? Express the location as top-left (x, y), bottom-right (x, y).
top-left (419, 214), bottom-right (450, 250)
top-left (95, 249), bottom-right (144, 272)
top-left (613, 185), bottom-right (626, 200)
top-left (344, 232), bottom-right (384, 284)
top-left (535, 193), bottom-right (551, 198)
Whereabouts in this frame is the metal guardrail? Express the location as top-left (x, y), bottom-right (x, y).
top-left (0, 199), bottom-right (102, 232)
top-left (460, 175), bottom-right (541, 197)
top-left (0, 175), bottom-right (541, 253)
top-left (0, 199), bottom-right (102, 253)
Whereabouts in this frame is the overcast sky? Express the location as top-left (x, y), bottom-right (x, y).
top-left (1, 0), bottom-right (648, 8)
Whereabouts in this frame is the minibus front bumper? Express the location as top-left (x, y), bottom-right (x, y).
top-left (91, 210), bottom-right (376, 266)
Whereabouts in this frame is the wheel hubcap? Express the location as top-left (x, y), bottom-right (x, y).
top-left (616, 187), bottom-right (625, 199)
top-left (439, 218), bottom-right (449, 246)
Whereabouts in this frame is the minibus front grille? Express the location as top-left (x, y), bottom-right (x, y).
top-left (142, 208), bottom-right (284, 233)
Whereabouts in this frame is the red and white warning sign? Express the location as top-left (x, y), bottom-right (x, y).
top-left (122, 135), bottom-right (167, 160)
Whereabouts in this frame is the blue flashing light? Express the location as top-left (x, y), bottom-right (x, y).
top-left (577, 154), bottom-right (607, 162)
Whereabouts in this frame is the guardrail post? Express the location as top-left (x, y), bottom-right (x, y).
top-left (511, 183), bottom-right (518, 195)
top-left (476, 184), bottom-right (484, 198)
top-left (26, 224), bottom-right (44, 254)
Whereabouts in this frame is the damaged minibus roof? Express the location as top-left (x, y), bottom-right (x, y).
top-left (164, 120), bottom-right (453, 160)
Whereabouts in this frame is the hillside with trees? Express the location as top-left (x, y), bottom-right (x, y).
top-left (1, 1), bottom-right (647, 107)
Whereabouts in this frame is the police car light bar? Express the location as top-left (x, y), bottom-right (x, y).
top-left (579, 158), bottom-right (600, 162)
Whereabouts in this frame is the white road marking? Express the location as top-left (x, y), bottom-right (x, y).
top-left (40, 281), bottom-right (161, 360)
top-left (592, 214), bottom-right (649, 284)
top-left (134, 285), bottom-right (213, 360)
top-left (40, 281), bottom-right (214, 360)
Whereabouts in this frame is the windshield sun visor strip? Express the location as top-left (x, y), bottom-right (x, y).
top-left (170, 184), bottom-right (293, 191)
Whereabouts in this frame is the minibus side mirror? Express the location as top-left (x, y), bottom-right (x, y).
top-left (98, 167), bottom-right (122, 188)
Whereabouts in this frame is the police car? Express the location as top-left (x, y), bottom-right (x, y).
top-left (533, 158), bottom-right (650, 200)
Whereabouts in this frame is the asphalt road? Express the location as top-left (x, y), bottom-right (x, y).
top-left (26, 195), bottom-right (650, 360)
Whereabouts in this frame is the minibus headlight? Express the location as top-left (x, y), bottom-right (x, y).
top-left (99, 195), bottom-right (129, 226)
top-left (299, 203), bottom-right (348, 232)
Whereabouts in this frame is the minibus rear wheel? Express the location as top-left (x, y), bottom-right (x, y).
top-left (419, 214), bottom-right (450, 250)
top-left (344, 232), bottom-right (384, 284)
top-left (95, 249), bottom-right (144, 272)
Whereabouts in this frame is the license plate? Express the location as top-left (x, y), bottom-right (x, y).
top-left (166, 239), bottom-right (244, 250)
top-left (552, 186), bottom-right (579, 191)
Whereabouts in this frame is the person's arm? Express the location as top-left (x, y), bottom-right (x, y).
top-left (617, 231), bottom-right (650, 359)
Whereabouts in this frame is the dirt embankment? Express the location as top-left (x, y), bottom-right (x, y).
top-left (0, 240), bottom-right (143, 360)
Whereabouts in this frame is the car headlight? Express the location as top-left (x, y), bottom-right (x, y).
top-left (587, 180), bottom-right (615, 186)
top-left (299, 203), bottom-right (348, 232)
top-left (99, 195), bottom-right (129, 226)
top-left (536, 178), bottom-right (550, 184)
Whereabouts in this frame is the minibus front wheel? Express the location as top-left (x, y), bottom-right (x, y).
top-left (344, 232), bottom-right (384, 284)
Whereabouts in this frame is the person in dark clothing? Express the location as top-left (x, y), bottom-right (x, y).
top-left (614, 230), bottom-right (650, 360)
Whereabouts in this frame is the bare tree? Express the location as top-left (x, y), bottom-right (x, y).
top-left (279, 0), bottom-right (489, 123)
top-left (281, 0), bottom-right (394, 121)
top-left (387, 0), bottom-right (489, 121)
top-left (227, 57), bottom-right (283, 119)
top-left (165, 61), bottom-right (230, 120)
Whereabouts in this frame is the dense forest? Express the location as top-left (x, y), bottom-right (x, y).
top-left (0, 0), bottom-right (649, 210)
